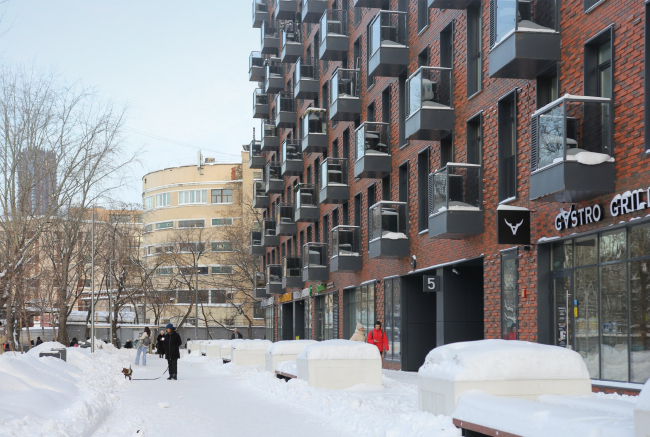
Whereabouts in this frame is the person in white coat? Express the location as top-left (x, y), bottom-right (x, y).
top-left (135, 327), bottom-right (151, 366)
top-left (350, 323), bottom-right (366, 342)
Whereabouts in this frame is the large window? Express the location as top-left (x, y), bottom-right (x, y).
top-left (144, 196), bottom-right (153, 210)
top-left (417, 148), bottom-right (430, 232)
top-left (467, 4), bottom-right (483, 97)
top-left (155, 192), bottom-right (170, 208)
top-left (304, 297), bottom-right (312, 340)
top-left (155, 221), bottom-right (173, 230)
top-left (156, 267), bottom-right (173, 275)
top-left (253, 301), bottom-right (264, 319)
top-left (344, 283), bottom-right (375, 339)
top-left (384, 277), bottom-right (401, 362)
top-left (211, 265), bottom-right (233, 274)
top-left (550, 222), bottom-right (650, 383)
top-left (467, 113), bottom-right (483, 165)
top-left (501, 249), bottom-right (518, 340)
top-left (211, 189), bottom-right (233, 204)
top-left (210, 289), bottom-right (231, 304)
top-left (212, 241), bottom-right (233, 252)
top-left (265, 305), bottom-right (274, 341)
top-left (178, 189), bottom-right (207, 205)
top-left (498, 91), bottom-right (517, 202)
top-left (212, 217), bottom-right (234, 226)
top-left (316, 293), bottom-right (335, 341)
top-left (178, 219), bottom-right (205, 228)
top-left (417, 0), bottom-right (428, 33)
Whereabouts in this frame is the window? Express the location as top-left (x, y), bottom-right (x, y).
top-left (144, 224), bottom-right (153, 233)
top-left (354, 5), bottom-right (361, 27)
top-left (384, 277), bottom-right (401, 361)
top-left (342, 128), bottom-right (350, 160)
top-left (180, 266), bottom-right (209, 275)
top-left (498, 91), bottom-right (517, 202)
top-left (501, 249), bottom-right (518, 340)
top-left (467, 113), bottom-right (483, 165)
top-left (440, 22), bottom-right (454, 69)
top-left (211, 189), bottom-right (233, 204)
top-left (253, 171), bottom-right (262, 179)
top-left (212, 218), bottom-right (233, 226)
top-left (344, 283), bottom-right (375, 338)
top-left (178, 189), bottom-right (207, 205)
top-left (178, 219), bottom-right (205, 228)
top-left (304, 298), bottom-right (312, 340)
top-left (265, 305), bottom-right (274, 341)
top-left (155, 221), bottom-right (173, 230)
top-left (585, 28), bottom-right (613, 99)
top-left (417, 148), bottom-right (429, 232)
top-left (398, 76), bottom-right (406, 147)
top-left (354, 193), bottom-right (361, 227)
top-left (156, 267), bottom-right (173, 275)
top-left (155, 192), bottom-right (171, 208)
top-left (366, 22), bottom-right (374, 88)
top-left (417, 0), bottom-right (428, 32)
top-left (109, 214), bottom-right (132, 224)
top-left (210, 289), bottom-right (230, 304)
top-left (178, 242), bottom-right (205, 253)
top-left (212, 241), bottom-right (233, 252)
top-left (584, 0), bottom-right (605, 12)
top-left (398, 162), bottom-right (408, 203)
top-left (440, 134), bottom-right (454, 168)
top-left (382, 175), bottom-right (391, 201)
top-left (367, 102), bottom-right (375, 123)
top-left (467, 4), bottom-right (483, 97)
top-left (144, 196), bottom-right (153, 210)
top-left (316, 293), bottom-right (335, 340)
top-left (253, 301), bottom-right (264, 319)
top-left (537, 65), bottom-right (558, 109)
top-left (211, 265), bottom-right (233, 274)
top-left (418, 47), bottom-right (430, 67)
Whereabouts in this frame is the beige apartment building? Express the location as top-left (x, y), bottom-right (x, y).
top-left (141, 151), bottom-right (264, 338)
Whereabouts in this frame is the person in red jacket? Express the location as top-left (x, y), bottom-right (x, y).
top-left (367, 321), bottom-right (389, 359)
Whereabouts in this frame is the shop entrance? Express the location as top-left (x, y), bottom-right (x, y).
top-left (294, 300), bottom-right (305, 340)
top-left (552, 272), bottom-right (573, 349)
top-left (281, 303), bottom-right (294, 340)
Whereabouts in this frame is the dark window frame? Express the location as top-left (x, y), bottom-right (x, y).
top-left (497, 89), bottom-right (518, 203)
top-left (417, 0), bottom-right (429, 33)
top-left (536, 63), bottom-right (559, 109)
top-left (417, 148), bottom-right (430, 232)
top-left (501, 248), bottom-right (519, 340)
top-left (467, 3), bottom-right (483, 98)
top-left (466, 111), bottom-right (483, 166)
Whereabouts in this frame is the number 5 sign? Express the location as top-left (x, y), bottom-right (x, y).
top-left (423, 275), bottom-right (441, 292)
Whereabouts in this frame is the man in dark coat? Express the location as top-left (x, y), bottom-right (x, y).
top-left (164, 323), bottom-right (182, 380)
top-left (35, 337), bottom-right (43, 346)
top-left (231, 328), bottom-right (243, 339)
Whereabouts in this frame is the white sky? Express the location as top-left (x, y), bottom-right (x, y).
top-left (0, 1), bottom-right (259, 204)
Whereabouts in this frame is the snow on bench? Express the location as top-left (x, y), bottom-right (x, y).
top-left (275, 360), bottom-right (298, 381)
top-left (231, 340), bottom-right (272, 366)
top-left (219, 340), bottom-right (238, 362)
top-left (418, 339), bottom-right (592, 416)
top-left (452, 390), bottom-right (636, 437)
top-left (636, 379), bottom-right (650, 437)
top-left (296, 339), bottom-right (382, 390)
top-left (265, 340), bottom-right (316, 374)
top-left (205, 340), bottom-right (229, 358)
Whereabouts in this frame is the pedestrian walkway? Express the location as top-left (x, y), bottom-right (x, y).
top-left (92, 352), bottom-right (347, 437)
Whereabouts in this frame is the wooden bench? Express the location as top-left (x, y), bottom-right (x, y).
top-left (453, 419), bottom-right (521, 437)
top-left (275, 370), bottom-right (297, 381)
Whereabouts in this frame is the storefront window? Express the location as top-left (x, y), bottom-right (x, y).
top-left (501, 250), bottom-right (518, 340)
top-left (600, 263), bottom-right (628, 381)
top-left (265, 306), bottom-right (274, 341)
top-left (552, 240), bottom-right (573, 270)
top-left (575, 235), bottom-right (598, 266)
top-left (345, 283), bottom-right (376, 338)
top-left (600, 229), bottom-right (626, 263)
top-left (575, 267), bottom-right (599, 378)
top-left (384, 277), bottom-right (401, 361)
top-left (304, 298), bottom-right (312, 340)
top-left (277, 305), bottom-right (283, 342)
top-left (316, 294), bottom-right (334, 341)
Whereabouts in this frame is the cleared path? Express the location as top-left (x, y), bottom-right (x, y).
top-left (92, 352), bottom-right (347, 437)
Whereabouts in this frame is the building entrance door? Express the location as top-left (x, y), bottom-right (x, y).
top-left (552, 272), bottom-right (573, 349)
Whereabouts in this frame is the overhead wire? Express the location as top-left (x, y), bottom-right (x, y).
top-left (125, 126), bottom-right (240, 158)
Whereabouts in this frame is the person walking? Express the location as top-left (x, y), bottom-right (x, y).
top-left (367, 321), bottom-right (389, 359)
top-left (135, 327), bottom-right (151, 366)
top-left (231, 328), bottom-right (243, 339)
top-left (156, 330), bottom-right (165, 358)
top-left (350, 323), bottom-right (366, 342)
top-left (164, 324), bottom-right (182, 380)
top-left (35, 337), bottom-right (43, 346)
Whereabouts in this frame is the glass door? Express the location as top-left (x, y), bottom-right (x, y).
top-left (553, 272), bottom-right (573, 349)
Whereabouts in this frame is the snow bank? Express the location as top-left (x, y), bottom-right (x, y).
top-left (419, 339), bottom-right (589, 381)
top-left (276, 360), bottom-right (297, 375)
top-left (638, 379), bottom-right (650, 412)
top-left (266, 340), bottom-right (317, 356)
top-left (232, 339), bottom-right (272, 351)
top-left (298, 340), bottom-right (380, 361)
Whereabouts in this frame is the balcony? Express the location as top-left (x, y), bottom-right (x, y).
top-left (428, 163), bottom-right (484, 239)
top-left (330, 226), bottom-right (362, 272)
top-left (405, 67), bottom-right (454, 141)
top-left (369, 201), bottom-right (409, 259)
top-left (254, 271), bottom-right (268, 298)
top-left (319, 10), bottom-right (349, 61)
top-left (265, 161), bottom-right (284, 194)
top-left (367, 11), bottom-right (408, 77)
top-left (428, 0), bottom-right (479, 8)
top-left (302, 242), bottom-right (328, 282)
top-left (281, 139), bottom-right (303, 176)
top-left (261, 218), bottom-right (280, 247)
top-left (275, 0), bottom-right (298, 20)
top-left (261, 119), bottom-right (280, 152)
top-left (301, 108), bottom-right (328, 153)
top-left (249, 139), bottom-right (265, 169)
top-left (275, 92), bottom-right (296, 128)
top-left (250, 230), bottom-right (265, 256)
top-left (354, 122), bottom-right (391, 179)
top-left (353, 0), bottom-right (384, 6)
top-left (330, 68), bottom-right (361, 121)
top-left (319, 158), bottom-right (349, 204)
top-left (301, 0), bottom-right (328, 23)
top-left (294, 184), bottom-right (319, 222)
top-left (249, 51), bottom-right (266, 82)
top-left (264, 58), bottom-right (285, 94)
top-left (276, 202), bottom-right (297, 235)
top-left (253, 0), bottom-right (270, 28)
top-left (530, 95), bottom-right (614, 203)
top-left (488, 0), bottom-right (560, 79)
top-left (281, 21), bottom-right (302, 64)
top-left (253, 180), bottom-right (270, 208)
top-left (252, 89), bottom-right (270, 119)
top-left (261, 20), bottom-right (280, 55)
top-left (294, 56), bottom-right (319, 100)
top-left (266, 264), bottom-right (283, 294)
top-left (282, 257), bottom-right (304, 289)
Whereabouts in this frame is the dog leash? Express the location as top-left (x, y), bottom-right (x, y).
top-left (131, 366), bottom-right (169, 381)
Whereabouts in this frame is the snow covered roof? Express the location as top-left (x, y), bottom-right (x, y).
top-left (297, 340), bottom-right (380, 361)
top-left (266, 340), bottom-right (317, 356)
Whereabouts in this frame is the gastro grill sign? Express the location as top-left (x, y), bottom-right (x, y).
top-left (497, 207), bottom-right (531, 245)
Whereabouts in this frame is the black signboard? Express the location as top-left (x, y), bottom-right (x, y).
top-left (423, 275), bottom-right (441, 292)
top-left (497, 207), bottom-right (531, 245)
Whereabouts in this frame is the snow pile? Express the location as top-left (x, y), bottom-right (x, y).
top-left (637, 379), bottom-right (650, 412)
top-left (276, 360), bottom-right (297, 375)
top-left (232, 339), bottom-right (272, 351)
top-left (298, 340), bottom-right (380, 361)
top-left (0, 342), bottom-right (130, 436)
top-left (419, 339), bottom-right (589, 381)
top-left (266, 340), bottom-right (317, 356)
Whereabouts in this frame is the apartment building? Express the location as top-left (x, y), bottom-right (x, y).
top-left (142, 152), bottom-right (265, 337)
top-left (249, 0), bottom-right (649, 389)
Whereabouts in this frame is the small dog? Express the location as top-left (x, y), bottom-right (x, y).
top-left (122, 366), bottom-right (133, 380)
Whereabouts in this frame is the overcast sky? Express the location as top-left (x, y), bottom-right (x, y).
top-left (0, 1), bottom-right (259, 204)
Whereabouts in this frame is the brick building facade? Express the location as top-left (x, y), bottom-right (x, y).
top-left (250, 0), bottom-right (649, 388)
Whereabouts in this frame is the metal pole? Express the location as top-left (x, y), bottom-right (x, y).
top-left (109, 260), bottom-right (113, 345)
top-left (91, 204), bottom-right (95, 353)
top-left (194, 261), bottom-right (198, 340)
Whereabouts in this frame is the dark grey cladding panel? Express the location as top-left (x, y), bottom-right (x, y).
top-left (330, 255), bottom-right (362, 272)
top-left (282, 276), bottom-right (304, 289)
top-left (488, 31), bottom-right (561, 79)
top-left (330, 97), bottom-right (362, 122)
top-left (428, 0), bottom-right (480, 9)
top-left (369, 237), bottom-right (409, 259)
top-left (353, 154), bottom-right (392, 179)
top-left (281, 43), bottom-right (303, 64)
top-left (302, 266), bottom-right (329, 282)
top-left (261, 136), bottom-right (280, 152)
top-left (295, 206), bottom-right (320, 222)
top-left (405, 107), bottom-right (455, 141)
top-left (295, 79), bottom-right (320, 100)
top-left (368, 46), bottom-right (409, 78)
top-left (301, 133), bottom-right (328, 153)
top-left (428, 210), bottom-right (484, 240)
top-left (319, 35), bottom-right (349, 61)
top-left (530, 161), bottom-right (615, 203)
top-left (319, 185), bottom-right (350, 204)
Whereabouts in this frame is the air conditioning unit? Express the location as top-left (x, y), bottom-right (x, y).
top-left (422, 79), bottom-right (438, 102)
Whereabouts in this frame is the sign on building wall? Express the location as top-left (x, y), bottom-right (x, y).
top-left (423, 275), bottom-right (441, 292)
top-left (497, 206), bottom-right (531, 245)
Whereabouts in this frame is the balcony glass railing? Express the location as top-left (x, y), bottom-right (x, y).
top-left (276, 92), bottom-right (295, 113)
top-left (253, 0), bottom-right (268, 18)
top-left (277, 203), bottom-right (295, 225)
top-left (261, 20), bottom-right (279, 42)
top-left (320, 9), bottom-right (349, 42)
top-left (369, 11), bottom-right (407, 55)
top-left (266, 161), bottom-right (282, 181)
top-left (281, 21), bottom-right (301, 46)
top-left (406, 67), bottom-right (453, 118)
top-left (532, 95), bottom-right (612, 172)
top-left (283, 256), bottom-right (301, 278)
top-left (262, 119), bottom-right (277, 139)
top-left (266, 264), bottom-right (282, 284)
top-left (429, 163), bottom-right (482, 216)
top-left (282, 139), bottom-right (301, 163)
top-left (250, 230), bottom-right (263, 248)
top-left (331, 225), bottom-right (361, 257)
top-left (355, 122), bottom-right (390, 161)
top-left (253, 180), bottom-right (266, 197)
top-left (250, 140), bottom-right (263, 159)
top-left (303, 242), bottom-right (328, 268)
top-left (320, 158), bottom-right (348, 190)
top-left (369, 201), bottom-right (408, 242)
top-left (295, 184), bottom-right (318, 209)
top-left (492, 0), bottom-right (558, 47)
top-left (295, 56), bottom-right (318, 82)
top-left (302, 108), bottom-right (327, 137)
top-left (331, 68), bottom-right (360, 104)
top-left (254, 270), bottom-right (265, 288)
top-left (253, 88), bottom-right (269, 108)
top-left (263, 218), bottom-right (277, 237)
